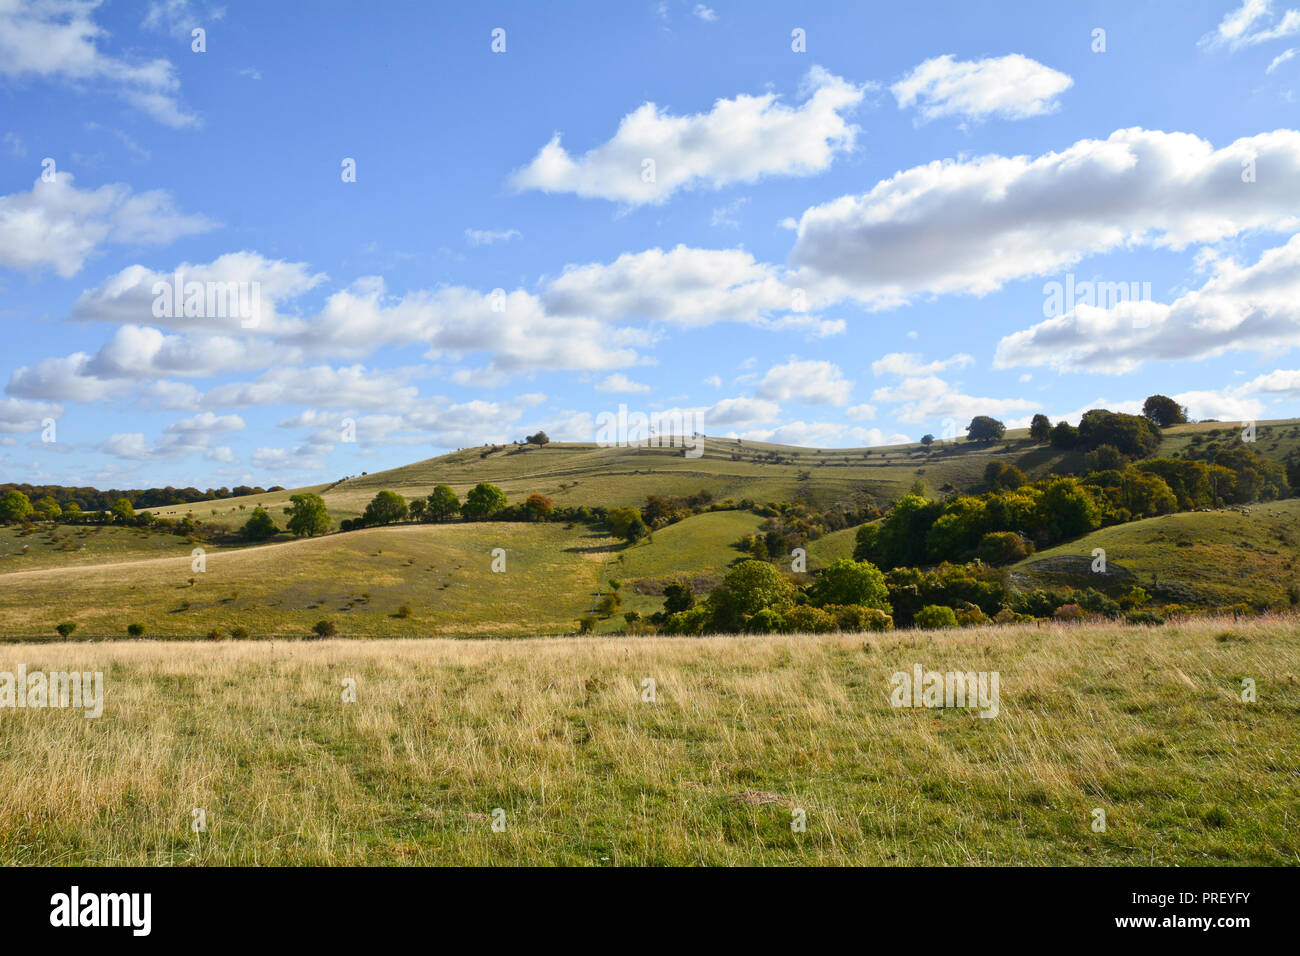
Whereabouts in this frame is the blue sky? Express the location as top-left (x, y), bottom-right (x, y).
top-left (2, 0), bottom-right (1300, 489)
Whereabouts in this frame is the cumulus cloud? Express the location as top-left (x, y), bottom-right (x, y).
top-left (543, 244), bottom-right (802, 326)
top-left (994, 233), bottom-right (1300, 372)
top-left (755, 358), bottom-right (853, 405)
top-left (0, 173), bottom-right (213, 277)
top-left (892, 53), bottom-right (1072, 123)
top-left (100, 412), bottom-right (244, 460)
top-left (870, 374), bottom-right (1038, 426)
top-left (871, 352), bottom-right (974, 376)
top-left (509, 66), bottom-right (864, 204)
top-left (790, 128), bottom-right (1300, 304)
top-left (594, 373), bottom-right (651, 393)
top-left (0, 0), bottom-right (198, 126)
top-left (69, 252), bottom-right (325, 332)
top-left (0, 396), bottom-right (61, 434)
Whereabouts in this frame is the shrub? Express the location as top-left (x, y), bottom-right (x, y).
top-left (230, 625), bottom-right (249, 640)
top-left (746, 607), bottom-right (786, 634)
top-left (396, 604), bottom-right (413, 618)
top-left (826, 604), bottom-right (893, 632)
top-left (976, 531), bottom-right (1032, 566)
top-left (126, 622), bottom-right (145, 637)
top-left (992, 607), bottom-right (1017, 625)
top-left (782, 605), bottom-right (837, 634)
top-left (810, 558), bottom-right (891, 611)
top-left (707, 560), bottom-right (796, 631)
top-left (312, 620), bottom-right (337, 638)
top-left (1125, 610), bottom-right (1165, 626)
top-left (623, 610), bottom-right (641, 623)
top-left (1052, 603), bottom-right (1084, 621)
top-left (955, 605), bottom-right (988, 627)
top-left (914, 605), bottom-right (958, 629)
top-left (659, 606), bottom-right (710, 635)
top-left (596, 592), bottom-right (621, 617)
top-left (578, 615), bottom-right (597, 634)
top-left (242, 505), bottom-right (278, 541)
top-left (55, 621), bottom-right (77, 638)
top-left (206, 628), bottom-right (224, 640)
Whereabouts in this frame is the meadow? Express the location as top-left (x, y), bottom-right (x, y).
top-left (0, 617), bottom-right (1294, 866)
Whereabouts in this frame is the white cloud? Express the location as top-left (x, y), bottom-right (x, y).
top-left (870, 374), bottom-right (1038, 426)
top-left (0, 396), bottom-right (61, 434)
top-left (595, 372), bottom-right (651, 393)
top-left (756, 358), bottom-right (853, 405)
top-left (100, 412), bottom-right (244, 460)
top-left (692, 4), bottom-right (717, 22)
top-left (509, 66), bottom-right (864, 204)
top-left (892, 53), bottom-right (1072, 123)
top-left (995, 233), bottom-right (1300, 372)
top-left (845, 403), bottom-right (877, 421)
top-left (1201, 1), bottom-right (1300, 50)
top-left (791, 127), bottom-right (1300, 304)
top-left (204, 365), bottom-right (420, 411)
top-left (1267, 47), bottom-right (1298, 71)
top-left (543, 244), bottom-right (800, 326)
top-left (0, 0), bottom-right (198, 126)
top-left (0, 173), bottom-right (213, 277)
top-left (871, 352), bottom-right (974, 376)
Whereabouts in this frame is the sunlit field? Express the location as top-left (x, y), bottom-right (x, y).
top-left (2, 617), bottom-right (1295, 866)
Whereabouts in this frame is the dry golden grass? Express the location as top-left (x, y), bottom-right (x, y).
top-left (1, 617), bottom-right (1296, 865)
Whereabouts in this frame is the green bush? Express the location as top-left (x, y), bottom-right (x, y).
top-left (578, 615), bottom-right (597, 634)
top-left (126, 623), bottom-right (145, 637)
top-left (914, 605), bottom-right (958, 629)
top-left (782, 605), bottom-right (838, 634)
top-left (312, 620), bottom-right (337, 638)
top-left (55, 621), bottom-right (77, 639)
top-left (230, 625), bottom-right (249, 640)
top-left (825, 604), bottom-right (893, 632)
top-left (745, 607), bottom-right (786, 634)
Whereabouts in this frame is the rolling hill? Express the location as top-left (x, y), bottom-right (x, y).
top-left (3, 419), bottom-right (1300, 640)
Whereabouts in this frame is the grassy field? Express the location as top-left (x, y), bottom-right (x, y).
top-left (1, 617), bottom-right (1295, 866)
top-left (1013, 499), bottom-right (1300, 607)
top-left (0, 522), bottom-right (620, 640)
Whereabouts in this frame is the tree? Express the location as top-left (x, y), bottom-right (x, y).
top-left (462, 482), bottom-right (507, 520)
top-left (242, 505), bottom-right (278, 541)
top-left (284, 493), bottom-right (331, 537)
top-left (662, 582), bottom-right (695, 615)
top-left (0, 490), bottom-right (34, 524)
top-left (55, 622), bottom-right (77, 639)
top-left (363, 490), bottom-right (408, 525)
top-left (966, 416), bottom-right (1006, 443)
top-left (1077, 409), bottom-right (1161, 457)
top-left (707, 560), bottom-right (797, 632)
top-left (34, 496), bottom-right (61, 521)
top-left (1050, 420), bottom-right (1080, 450)
top-left (607, 506), bottom-right (648, 542)
top-left (525, 430), bottom-right (550, 447)
top-left (1038, 477), bottom-right (1101, 541)
top-left (63, 502), bottom-right (82, 522)
top-left (811, 558), bottom-right (891, 612)
top-left (1083, 444), bottom-right (1126, 472)
top-left (984, 461), bottom-right (1026, 490)
top-left (1029, 414), bottom-right (1052, 443)
top-left (111, 497), bottom-right (135, 524)
top-left (425, 485), bottom-right (460, 522)
top-left (1142, 394), bottom-right (1189, 429)
top-left (408, 498), bottom-right (427, 522)
top-left (524, 493), bottom-right (554, 520)
top-left (920, 434), bottom-right (935, 447)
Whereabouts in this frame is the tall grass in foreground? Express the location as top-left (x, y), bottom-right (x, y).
top-left (0, 617), bottom-right (1296, 866)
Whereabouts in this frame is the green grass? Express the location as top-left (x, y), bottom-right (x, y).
top-left (2, 617), bottom-right (1295, 865)
top-left (0, 523), bottom-right (224, 572)
top-left (1012, 499), bottom-right (1300, 607)
top-left (0, 522), bottom-right (618, 640)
